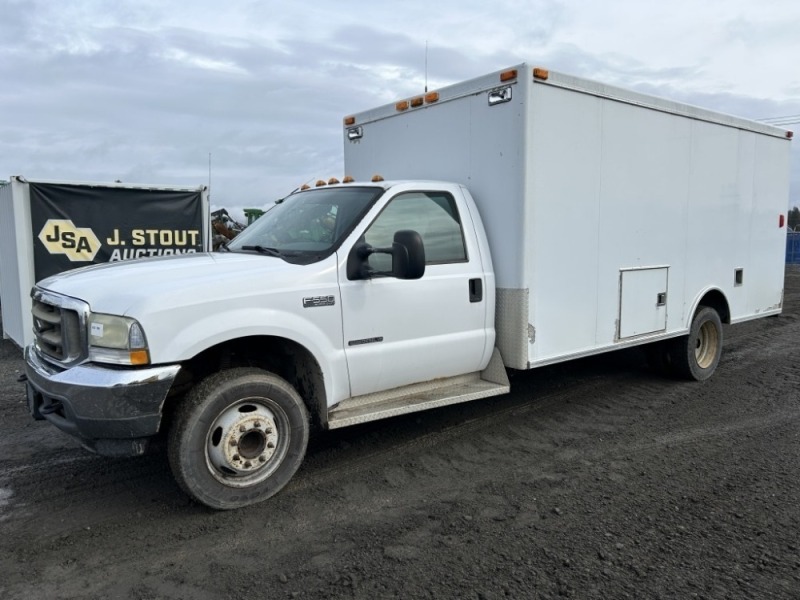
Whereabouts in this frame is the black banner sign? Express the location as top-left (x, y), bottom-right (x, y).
top-left (29, 183), bottom-right (205, 282)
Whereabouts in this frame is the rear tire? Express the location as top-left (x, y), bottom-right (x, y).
top-left (671, 307), bottom-right (723, 381)
top-left (168, 368), bottom-right (309, 510)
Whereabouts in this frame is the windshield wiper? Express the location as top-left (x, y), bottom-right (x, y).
top-left (241, 245), bottom-right (284, 258)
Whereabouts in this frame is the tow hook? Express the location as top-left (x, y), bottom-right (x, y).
top-left (17, 373), bottom-right (28, 382)
top-left (40, 400), bottom-right (63, 415)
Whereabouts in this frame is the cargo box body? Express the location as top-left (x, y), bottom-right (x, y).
top-left (344, 64), bottom-right (791, 369)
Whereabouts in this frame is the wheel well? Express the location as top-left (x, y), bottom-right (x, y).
top-left (697, 289), bottom-right (730, 324)
top-left (165, 336), bottom-right (326, 429)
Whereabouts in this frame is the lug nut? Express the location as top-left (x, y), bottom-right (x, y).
top-left (244, 461), bottom-right (252, 468)
top-left (239, 425), bottom-right (246, 433)
top-left (233, 454), bottom-right (240, 461)
top-left (259, 455), bottom-right (266, 463)
top-left (229, 438), bottom-right (237, 446)
top-left (267, 441), bottom-right (275, 449)
top-left (254, 421), bottom-right (261, 428)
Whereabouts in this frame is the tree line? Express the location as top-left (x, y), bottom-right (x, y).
top-left (790, 206), bottom-right (800, 232)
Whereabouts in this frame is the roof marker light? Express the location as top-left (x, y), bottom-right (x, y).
top-left (342, 176), bottom-right (355, 183)
top-left (371, 174), bottom-right (384, 182)
top-left (343, 116), bottom-right (356, 126)
top-left (300, 184), bottom-right (310, 190)
top-left (328, 177), bottom-right (340, 185)
top-left (424, 92), bottom-right (440, 104)
top-left (533, 67), bottom-right (549, 80)
top-left (315, 180), bottom-right (327, 187)
top-left (500, 69), bottom-right (518, 82)
top-left (410, 96), bottom-right (424, 108)
top-left (396, 100), bottom-right (409, 112)
top-left (780, 214), bottom-right (785, 228)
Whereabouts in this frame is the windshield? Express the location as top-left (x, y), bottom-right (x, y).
top-left (228, 186), bottom-right (384, 262)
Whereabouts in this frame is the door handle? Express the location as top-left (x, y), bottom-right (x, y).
top-left (469, 278), bottom-right (483, 303)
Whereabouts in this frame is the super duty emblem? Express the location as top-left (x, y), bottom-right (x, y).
top-left (303, 295), bottom-right (335, 308)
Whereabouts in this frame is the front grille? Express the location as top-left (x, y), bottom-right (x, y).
top-left (31, 290), bottom-right (88, 366)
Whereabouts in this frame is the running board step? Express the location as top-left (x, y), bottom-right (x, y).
top-left (327, 348), bottom-right (509, 429)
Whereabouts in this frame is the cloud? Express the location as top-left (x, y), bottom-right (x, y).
top-left (0, 0), bottom-right (797, 209)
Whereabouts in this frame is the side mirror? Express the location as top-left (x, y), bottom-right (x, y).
top-left (347, 230), bottom-right (425, 280)
top-left (391, 230), bottom-right (425, 279)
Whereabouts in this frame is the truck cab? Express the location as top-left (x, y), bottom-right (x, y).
top-left (25, 180), bottom-right (508, 509)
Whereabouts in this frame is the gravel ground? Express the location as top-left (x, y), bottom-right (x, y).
top-left (1, 267), bottom-right (799, 600)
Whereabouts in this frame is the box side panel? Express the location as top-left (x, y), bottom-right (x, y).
top-left (527, 82), bottom-right (789, 366)
top-left (592, 98), bottom-right (692, 348)
top-left (741, 134), bottom-right (789, 317)
top-left (684, 126), bottom-right (788, 323)
top-left (526, 84), bottom-right (604, 362)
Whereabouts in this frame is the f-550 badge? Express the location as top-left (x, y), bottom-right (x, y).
top-left (303, 295), bottom-right (335, 308)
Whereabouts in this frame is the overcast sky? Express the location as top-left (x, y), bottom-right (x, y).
top-left (1, 0), bottom-right (798, 220)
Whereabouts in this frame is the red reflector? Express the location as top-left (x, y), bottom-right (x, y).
top-left (779, 214), bottom-right (785, 228)
top-left (787, 131), bottom-right (794, 139)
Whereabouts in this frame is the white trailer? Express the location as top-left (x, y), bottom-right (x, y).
top-left (343, 64), bottom-right (792, 371)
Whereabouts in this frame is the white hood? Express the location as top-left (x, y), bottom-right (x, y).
top-left (37, 252), bottom-right (333, 317)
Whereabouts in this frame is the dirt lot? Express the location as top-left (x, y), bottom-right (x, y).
top-left (1, 268), bottom-right (799, 600)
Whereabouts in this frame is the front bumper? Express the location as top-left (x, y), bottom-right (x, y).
top-left (25, 345), bottom-right (181, 456)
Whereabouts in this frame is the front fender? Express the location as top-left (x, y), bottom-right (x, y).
top-left (145, 306), bottom-right (350, 407)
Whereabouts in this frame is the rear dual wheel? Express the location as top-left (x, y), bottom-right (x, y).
top-left (168, 368), bottom-right (309, 510)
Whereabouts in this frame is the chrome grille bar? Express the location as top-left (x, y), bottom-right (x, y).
top-left (30, 288), bottom-right (90, 367)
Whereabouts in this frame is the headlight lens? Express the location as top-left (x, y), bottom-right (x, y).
top-left (88, 313), bottom-right (150, 365)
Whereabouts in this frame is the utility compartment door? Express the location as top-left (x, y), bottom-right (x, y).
top-left (618, 267), bottom-right (668, 339)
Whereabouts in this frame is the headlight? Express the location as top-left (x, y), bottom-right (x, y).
top-left (88, 313), bottom-right (150, 366)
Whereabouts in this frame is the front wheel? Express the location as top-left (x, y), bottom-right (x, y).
top-left (671, 307), bottom-right (723, 381)
top-left (168, 368), bottom-right (309, 510)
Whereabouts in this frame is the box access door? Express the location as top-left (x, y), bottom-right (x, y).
top-left (618, 267), bottom-right (668, 339)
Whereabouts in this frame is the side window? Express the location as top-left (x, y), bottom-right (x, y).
top-left (364, 191), bottom-right (467, 272)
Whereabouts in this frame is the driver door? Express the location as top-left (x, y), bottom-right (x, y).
top-left (338, 187), bottom-right (490, 397)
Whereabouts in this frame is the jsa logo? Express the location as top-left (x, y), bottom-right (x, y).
top-left (38, 219), bottom-right (101, 262)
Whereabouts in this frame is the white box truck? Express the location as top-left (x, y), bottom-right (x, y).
top-left (23, 64), bottom-right (792, 509)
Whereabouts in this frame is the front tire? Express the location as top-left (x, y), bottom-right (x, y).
top-left (168, 368), bottom-right (309, 510)
top-left (671, 307), bottom-right (723, 381)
